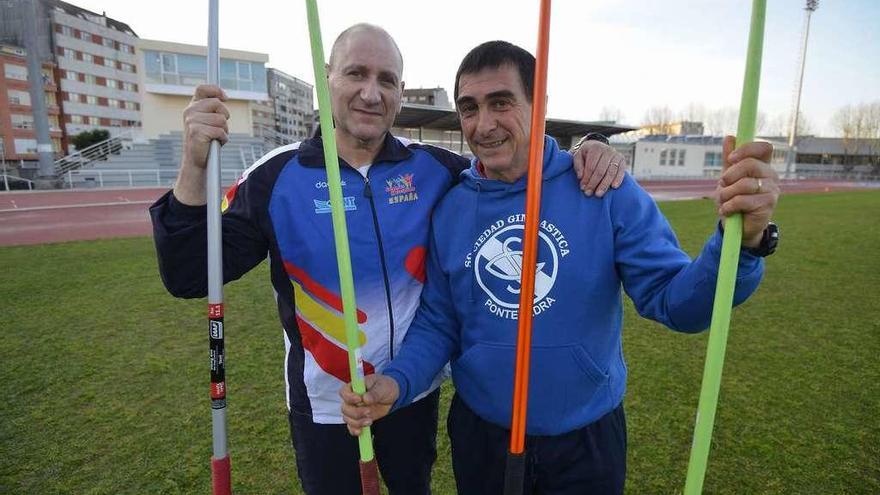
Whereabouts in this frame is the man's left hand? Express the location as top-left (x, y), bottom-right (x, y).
top-left (716, 136), bottom-right (780, 248)
top-left (572, 140), bottom-right (627, 197)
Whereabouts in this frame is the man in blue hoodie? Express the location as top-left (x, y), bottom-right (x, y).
top-left (340, 40), bottom-right (780, 494)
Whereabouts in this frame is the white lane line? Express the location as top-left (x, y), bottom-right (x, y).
top-left (0, 200), bottom-right (154, 213)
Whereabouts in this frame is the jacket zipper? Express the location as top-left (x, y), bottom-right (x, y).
top-left (362, 173), bottom-right (396, 359)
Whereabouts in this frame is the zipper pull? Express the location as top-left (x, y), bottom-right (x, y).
top-left (363, 177), bottom-right (373, 198)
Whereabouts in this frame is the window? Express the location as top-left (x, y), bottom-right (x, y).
top-left (103, 37), bottom-right (115, 48)
top-left (704, 152), bottom-right (723, 168)
top-left (4, 64), bottom-right (28, 81)
top-left (669, 149), bottom-right (677, 167)
top-left (70, 115), bottom-right (84, 124)
top-left (678, 149), bottom-right (686, 166)
top-left (107, 98), bottom-right (120, 108)
top-left (8, 90), bottom-right (30, 105)
top-left (120, 43), bottom-right (134, 54)
top-left (86, 116), bottom-right (100, 125)
top-left (120, 62), bottom-right (135, 73)
top-left (65, 70), bottom-right (78, 80)
top-left (144, 50), bottom-right (263, 90)
top-left (13, 138), bottom-right (37, 154)
top-left (82, 52), bottom-right (94, 63)
top-left (59, 25), bottom-right (73, 37)
top-left (11, 114), bottom-right (34, 129)
top-left (86, 95), bottom-right (98, 105)
top-left (122, 81), bottom-right (136, 92)
top-left (124, 101), bottom-right (137, 110)
top-left (67, 92), bottom-right (82, 102)
top-left (659, 150), bottom-right (667, 166)
top-left (238, 61), bottom-right (252, 80)
top-left (84, 74), bottom-right (97, 84)
top-left (104, 58), bottom-right (116, 68)
top-left (161, 53), bottom-right (176, 73)
top-left (78, 30), bottom-right (91, 41)
top-left (62, 47), bottom-right (76, 58)
top-left (109, 119), bottom-right (123, 126)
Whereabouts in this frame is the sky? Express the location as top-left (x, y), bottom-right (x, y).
top-left (72, 0), bottom-right (879, 136)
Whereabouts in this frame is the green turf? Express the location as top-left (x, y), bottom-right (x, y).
top-left (1, 191), bottom-right (878, 494)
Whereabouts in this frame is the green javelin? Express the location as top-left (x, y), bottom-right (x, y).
top-left (304, 0), bottom-right (375, 463)
top-left (684, 0), bottom-right (766, 493)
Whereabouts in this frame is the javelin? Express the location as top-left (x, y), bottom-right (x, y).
top-left (303, 1), bottom-right (381, 494)
top-left (684, 1), bottom-right (767, 493)
top-left (205, 1), bottom-right (232, 494)
top-left (505, 1), bottom-right (552, 494)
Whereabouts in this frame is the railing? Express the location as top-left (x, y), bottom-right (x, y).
top-left (254, 124), bottom-right (293, 152)
top-left (239, 145), bottom-right (263, 169)
top-left (54, 130), bottom-right (136, 175)
top-left (1, 174), bottom-right (34, 191)
top-left (65, 168), bottom-right (246, 189)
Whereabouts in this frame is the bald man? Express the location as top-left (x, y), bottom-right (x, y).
top-left (151, 23), bottom-right (626, 494)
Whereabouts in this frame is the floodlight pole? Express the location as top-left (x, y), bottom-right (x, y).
top-left (784, 0), bottom-right (819, 178)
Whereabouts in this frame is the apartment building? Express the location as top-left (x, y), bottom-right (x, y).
top-left (0, 44), bottom-right (63, 163)
top-left (50, 1), bottom-right (141, 139)
top-left (267, 68), bottom-right (313, 142)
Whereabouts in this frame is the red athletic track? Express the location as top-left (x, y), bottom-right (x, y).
top-left (0, 180), bottom-right (876, 247)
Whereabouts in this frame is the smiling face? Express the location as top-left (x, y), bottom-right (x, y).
top-left (456, 64), bottom-right (532, 183)
top-left (327, 27), bottom-right (404, 149)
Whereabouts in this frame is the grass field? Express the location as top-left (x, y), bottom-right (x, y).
top-left (1, 191), bottom-right (878, 494)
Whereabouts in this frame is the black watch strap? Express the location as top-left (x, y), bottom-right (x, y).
top-left (584, 132), bottom-right (609, 145)
top-left (743, 222), bottom-right (779, 257)
top-left (572, 132), bottom-right (609, 151)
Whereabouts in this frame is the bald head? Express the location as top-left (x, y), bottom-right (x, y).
top-left (328, 23), bottom-right (403, 75)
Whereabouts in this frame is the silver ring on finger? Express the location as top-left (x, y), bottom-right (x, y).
top-left (755, 177), bottom-right (763, 194)
top-left (610, 162), bottom-right (619, 169)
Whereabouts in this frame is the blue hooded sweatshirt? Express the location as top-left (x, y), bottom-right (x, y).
top-left (383, 136), bottom-right (763, 435)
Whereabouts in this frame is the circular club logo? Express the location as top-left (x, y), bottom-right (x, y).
top-left (474, 224), bottom-right (559, 310)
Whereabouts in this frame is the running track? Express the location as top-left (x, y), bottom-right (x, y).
top-left (1, 180), bottom-right (876, 247)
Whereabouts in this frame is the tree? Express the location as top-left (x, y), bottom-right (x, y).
top-left (680, 103), bottom-right (707, 124)
top-left (832, 101), bottom-right (880, 173)
top-left (70, 129), bottom-right (111, 151)
top-left (598, 106), bottom-right (624, 124)
top-left (766, 112), bottom-right (814, 139)
top-left (641, 106), bottom-right (675, 135)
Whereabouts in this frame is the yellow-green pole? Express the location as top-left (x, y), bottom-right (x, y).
top-left (303, 1), bottom-right (380, 493)
top-left (683, 1), bottom-right (766, 493)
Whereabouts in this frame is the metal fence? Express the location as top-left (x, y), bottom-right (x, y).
top-left (65, 168), bottom-right (246, 189)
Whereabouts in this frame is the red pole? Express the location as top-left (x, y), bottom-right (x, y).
top-left (505, 1), bottom-right (551, 493)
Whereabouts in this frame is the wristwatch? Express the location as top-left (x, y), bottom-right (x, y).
top-left (743, 222), bottom-right (779, 257)
top-left (572, 132), bottom-right (609, 151)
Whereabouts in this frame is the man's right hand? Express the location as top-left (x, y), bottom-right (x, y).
top-left (339, 374), bottom-right (400, 436)
top-left (173, 84), bottom-right (230, 205)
